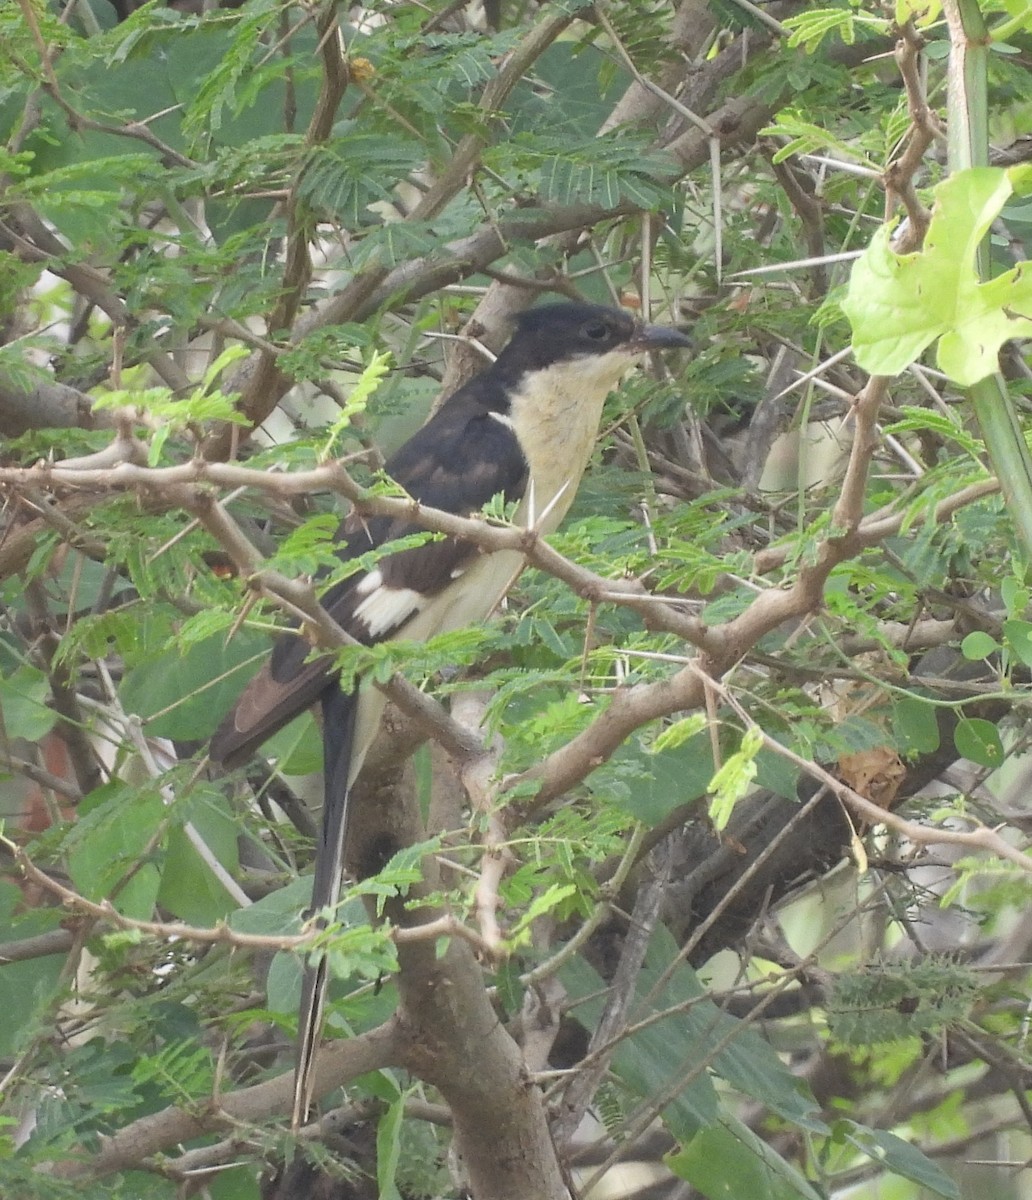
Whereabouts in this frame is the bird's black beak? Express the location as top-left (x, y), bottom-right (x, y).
top-left (632, 323), bottom-right (692, 351)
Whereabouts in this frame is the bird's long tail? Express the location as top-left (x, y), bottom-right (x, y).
top-left (291, 687), bottom-right (357, 1129)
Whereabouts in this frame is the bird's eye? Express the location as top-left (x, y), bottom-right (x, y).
top-left (584, 322), bottom-right (611, 341)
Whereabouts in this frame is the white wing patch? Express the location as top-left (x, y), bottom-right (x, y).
top-left (352, 568), bottom-right (425, 639)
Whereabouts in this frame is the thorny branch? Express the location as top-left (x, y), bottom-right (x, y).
top-left (1, 837), bottom-right (502, 958)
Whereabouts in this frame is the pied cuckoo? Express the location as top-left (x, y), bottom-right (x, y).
top-left (210, 302), bottom-right (689, 1125)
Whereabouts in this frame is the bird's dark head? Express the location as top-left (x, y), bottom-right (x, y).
top-left (480, 302), bottom-right (689, 532)
top-left (498, 302), bottom-right (690, 378)
top-left (487, 302), bottom-right (690, 426)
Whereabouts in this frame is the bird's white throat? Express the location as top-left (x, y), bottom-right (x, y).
top-left (505, 348), bottom-right (634, 532)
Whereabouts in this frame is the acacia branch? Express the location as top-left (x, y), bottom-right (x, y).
top-left (51, 1020), bottom-right (401, 1180)
top-left (516, 378), bottom-right (892, 808)
top-left (695, 667), bottom-right (1032, 875)
top-left (0, 456), bottom-right (712, 647)
top-left (0, 204), bottom-right (192, 395)
top-left (203, 12), bottom-right (804, 460)
top-left (2, 837), bottom-right (493, 956)
top-left (208, 7), bottom-right (587, 457)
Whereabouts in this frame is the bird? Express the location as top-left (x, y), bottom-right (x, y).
top-left (209, 301), bottom-right (690, 1126)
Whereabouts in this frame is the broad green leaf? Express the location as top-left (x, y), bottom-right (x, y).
top-left (0, 882), bottom-right (65, 1059)
top-left (611, 734), bottom-right (713, 826)
top-left (66, 782), bottom-right (165, 920)
top-left (842, 1121), bottom-right (960, 1199)
top-left (667, 1115), bottom-right (823, 1200)
top-left (269, 712), bottom-right (323, 776)
top-left (754, 746), bottom-right (802, 801)
top-left (1003, 618), bottom-right (1032, 668)
top-left (0, 665), bottom-right (55, 741)
top-left (960, 630), bottom-right (999, 660)
top-left (562, 926), bottom-right (824, 1143)
top-left (844, 167), bottom-right (1032, 385)
top-left (1001, 576), bottom-right (1030, 615)
top-left (157, 788), bottom-right (242, 924)
top-left (229, 875), bottom-right (311, 936)
top-left (118, 629), bottom-right (268, 740)
top-left (561, 954), bottom-right (719, 1140)
top-left (891, 696), bottom-right (941, 756)
top-left (953, 717), bottom-right (1004, 768)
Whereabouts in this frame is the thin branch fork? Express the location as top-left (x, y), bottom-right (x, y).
top-left (0, 455), bottom-right (714, 646)
top-left (689, 665), bottom-right (1032, 875)
top-left (883, 20), bottom-right (943, 248)
top-left (1, 836), bottom-right (496, 959)
top-left (53, 1020), bottom-right (402, 1181)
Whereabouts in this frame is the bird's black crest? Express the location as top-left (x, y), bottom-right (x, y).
top-left (494, 303), bottom-right (638, 376)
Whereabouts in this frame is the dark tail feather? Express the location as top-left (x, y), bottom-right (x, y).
top-left (291, 687), bottom-right (357, 1129)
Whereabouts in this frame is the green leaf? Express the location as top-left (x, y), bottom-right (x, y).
top-left (229, 875), bottom-right (310, 936)
top-left (896, 0), bottom-right (942, 26)
top-left (118, 629), bottom-right (268, 740)
top-left (1001, 576), bottom-right (1030, 615)
top-left (609, 734), bottom-right (713, 826)
top-left (708, 726), bottom-right (763, 831)
top-left (91, 380), bottom-right (249, 428)
top-left (308, 920), bottom-right (399, 985)
top-left (561, 954), bottom-right (719, 1140)
top-left (844, 167), bottom-right (1032, 385)
top-left (156, 788), bottom-right (242, 923)
top-left (321, 349), bottom-right (393, 459)
top-left (298, 130), bottom-right (425, 225)
top-left (953, 717), bottom-right (1004, 768)
top-left (198, 342), bottom-right (250, 394)
top-left (828, 960), bottom-right (979, 1046)
top-left (376, 1091), bottom-right (406, 1200)
top-left (487, 132), bottom-right (675, 211)
top-left (131, 1040), bottom-right (214, 1104)
top-left (269, 712), bottom-right (323, 776)
top-left (891, 696), bottom-right (941, 756)
top-left (562, 926), bottom-right (824, 1143)
top-left (0, 664), bottom-right (56, 741)
top-left (960, 630), bottom-right (999, 660)
top-left (66, 781), bottom-right (165, 920)
top-left (651, 714), bottom-right (709, 755)
top-left (841, 1121), bottom-right (960, 1199)
top-left (1002, 618), bottom-right (1032, 668)
top-left (881, 406), bottom-right (984, 457)
top-left (667, 1115), bottom-right (824, 1200)
top-left (507, 884), bottom-right (577, 945)
top-left (0, 882), bottom-right (65, 1058)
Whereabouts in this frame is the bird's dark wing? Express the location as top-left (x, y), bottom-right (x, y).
top-left (211, 394), bottom-right (528, 1129)
top-left (209, 396), bottom-right (527, 769)
top-left (208, 301), bottom-right (692, 1129)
